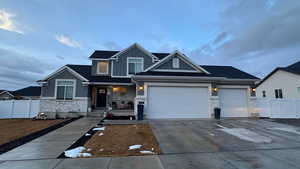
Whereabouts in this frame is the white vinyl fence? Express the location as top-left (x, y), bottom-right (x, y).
top-left (255, 98), bottom-right (300, 119)
top-left (0, 100), bottom-right (40, 119)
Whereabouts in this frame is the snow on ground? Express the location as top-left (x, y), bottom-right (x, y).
top-left (215, 124), bottom-right (226, 129)
top-left (85, 133), bottom-right (91, 136)
top-left (140, 150), bottom-right (154, 154)
top-left (64, 147), bottom-right (92, 158)
top-left (128, 144), bottom-right (142, 150)
top-left (220, 128), bottom-right (272, 143)
top-left (269, 127), bottom-right (300, 135)
top-left (98, 133), bottom-right (104, 136)
top-left (93, 127), bottom-right (105, 131)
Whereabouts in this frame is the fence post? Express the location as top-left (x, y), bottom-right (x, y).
top-left (28, 99), bottom-right (32, 118)
top-left (11, 100), bottom-right (15, 119)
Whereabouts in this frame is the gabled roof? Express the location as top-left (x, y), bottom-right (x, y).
top-left (144, 51), bottom-right (210, 74)
top-left (255, 60), bottom-right (300, 87)
top-left (66, 65), bottom-right (132, 83)
top-left (0, 90), bottom-right (14, 97)
top-left (13, 86), bottom-right (41, 97)
top-left (137, 65), bottom-right (259, 80)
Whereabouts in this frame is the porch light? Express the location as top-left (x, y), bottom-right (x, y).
top-left (252, 88), bottom-right (256, 92)
top-left (213, 87), bottom-right (218, 92)
top-left (138, 86), bottom-right (144, 91)
top-left (112, 87), bottom-right (119, 92)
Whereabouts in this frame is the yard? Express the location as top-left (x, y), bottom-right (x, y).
top-left (81, 124), bottom-right (161, 157)
top-left (0, 119), bottom-right (66, 145)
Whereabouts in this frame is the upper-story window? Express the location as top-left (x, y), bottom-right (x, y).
top-left (275, 89), bottom-right (283, 99)
top-left (97, 61), bottom-right (109, 74)
top-left (56, 80), bottom-right (75, 100)
top-left (172, 58), bottom-right (179, 68)
top-left (127, 58), bottom-right (143, 75)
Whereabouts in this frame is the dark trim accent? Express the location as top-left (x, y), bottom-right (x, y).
top-left (0, 117), bottom-right (80, 155)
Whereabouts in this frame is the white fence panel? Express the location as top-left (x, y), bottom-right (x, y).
top-left (256, 98), bottom-right (300, 119)
top-left (0, 100), bottom-right (40, 119)
top-left (0, 100), bottom-right (14, 118)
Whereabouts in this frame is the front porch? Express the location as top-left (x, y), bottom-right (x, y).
top-left (90, 85), bottom-right (136, 116)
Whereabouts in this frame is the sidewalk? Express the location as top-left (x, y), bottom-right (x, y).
top-left (0, 117), bottom-right (101, 161)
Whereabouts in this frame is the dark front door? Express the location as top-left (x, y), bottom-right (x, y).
top-left (96, 88), bottom-right (107, 107)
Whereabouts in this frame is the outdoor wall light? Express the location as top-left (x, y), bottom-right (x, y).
top-left (252, 88), bottom-right (256, 92)
top-left (213, 87), bottom-right (218, 92)
top-left (138, 86), bottom-right (144, 91)
top-left (112, 87), bottom-right (119, 92)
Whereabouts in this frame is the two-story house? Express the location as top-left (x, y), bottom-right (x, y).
top-left (38, 43), bottom-right (259, 119)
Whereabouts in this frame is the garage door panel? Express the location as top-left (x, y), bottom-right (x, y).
top-left (146, 86), bottom-right (209, 119)
top-left (219, 88), bottom-right (249, 117)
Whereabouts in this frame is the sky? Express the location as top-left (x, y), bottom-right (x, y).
top-left (1, 0), bottom-right (300, 90)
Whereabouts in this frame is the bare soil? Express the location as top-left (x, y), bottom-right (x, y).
top-left (0, 119), bottom-right (66, 145)
top-left (83, 124), bottom-right (161, 157)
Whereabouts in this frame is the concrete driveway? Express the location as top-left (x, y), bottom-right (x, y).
top-left (150, 119), bottom-right (300, 169)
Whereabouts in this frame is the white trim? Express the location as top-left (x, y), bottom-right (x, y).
top-left (89, 58), bottom-right (117, 61)
top-left (96, 61), bottom-right (109, 75)
top-left (152, 69), bottom-right (199, 73)
top-left (0, 91), bottom-right (14, 97)
top-left (40, 97), bottom-right (88, 100)
top-left (144, 50), bottom-right (210, 74)
top-left (111, 43), bottom-right (159, 62)
top-left (217, 85), bottom-right (250, 89)
top-left (54, 79), bottom-right (76, 100)
top-left (41, 66), bottom-right (89, 82)
top-left (83, 82), bottom-right (133, 85)
top-left (127, 57), bottom-right (144, 76)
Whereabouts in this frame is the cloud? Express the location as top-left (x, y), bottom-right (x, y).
top-left (55, 34), bottom-right (81, 48)
top-left (0, 9), bottom-right (24, 34)
top-left (0, 48), bottom-right (56, 90)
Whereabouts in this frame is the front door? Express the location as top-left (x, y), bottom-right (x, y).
top-left (96, 88), bottom-right (107, 107)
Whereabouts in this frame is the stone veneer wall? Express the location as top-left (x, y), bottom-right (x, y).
top-left (40, 98), bottom-right (89, 113)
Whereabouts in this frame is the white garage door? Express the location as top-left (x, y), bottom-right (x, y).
top-left (146, 86), bottom-right (209, 119)
top-left (219, 88), bottom-right (249, 117)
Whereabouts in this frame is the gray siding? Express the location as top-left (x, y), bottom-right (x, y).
top-left (156, 55), bottom-right (196, 70)
top-left (91, 60), bottom-right (111, 76)
top-left (112, 47), bottom-right (154, 76)
top-left (41, 69), bottom-right (88, 97)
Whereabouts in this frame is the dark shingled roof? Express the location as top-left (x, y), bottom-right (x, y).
top-left (13, 86), bottom-right (41, 97)
top-left (256, 61), bottom-right (300, 87)
top-left (136, 65), bottom-right (259, 80)
top-left (89, 50), bottom-right (169, 60)
top-left (67, 65), bottom-right (132, 83)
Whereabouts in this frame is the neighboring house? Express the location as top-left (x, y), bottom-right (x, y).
top-left (12, 86), bottom-right (41, 100)
top-left (38, 43), bottom-right (259, 119)
top-left (0, 90), bottom-right (14, 100)
top-left (256, 61), bottom-right (300, 99)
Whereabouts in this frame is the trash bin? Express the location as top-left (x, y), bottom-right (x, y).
top-left (214, 107), bottom-right (221, 119)
top-left (137, 104), bottom-right (144, 120)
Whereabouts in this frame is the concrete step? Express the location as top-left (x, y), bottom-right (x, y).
top-left (87, 112), bottom-right (104, 117)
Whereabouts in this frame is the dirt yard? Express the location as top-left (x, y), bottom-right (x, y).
top-left (83, 124), bottom-right (161, 157)
top-left (0, 119), bottom-right (66, 145)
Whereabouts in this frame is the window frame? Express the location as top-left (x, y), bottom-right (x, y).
top-left (127, 57), bottom-right (144, 76)
top-left (172, 57), bottom-right (180, 68)
top-left (55, 79), bottom-right (76, 100)
top-left (97, 61), bottom-right (109, 75)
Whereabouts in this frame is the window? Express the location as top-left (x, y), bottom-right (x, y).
top-left (56, 80), bottom-right (75, 100)
top-left (274, 89), bottom-right (283, 99)
top-left (127, 58), bottom-right (143, 75)
top-left (97, 61), bottom-right (109, 74)
top-left (262, 90), bottom-right (266, 98)
top-left (172, 58), bottom-right (179, 68)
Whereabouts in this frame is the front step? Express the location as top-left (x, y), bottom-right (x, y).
top-left (87, 111), bottom-right (105, 117)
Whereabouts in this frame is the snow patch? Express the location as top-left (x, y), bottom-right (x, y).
top-left (98, 133), bottom-right (104, 136)
top-left (220, 128), bottom-right (272, 143)
top-left (128, 145), bottom-right (142, 150)
top-left (93, 127), bottom-right (105, 131)
top-left (269, 127), bottom-right (300, 135)
top-left (140, 150), bottom-right (154, 154)
top-left (64, 147), bottom-right (92, 158)
top-left (85, 133), bottom-right (91, 136)
top-left (215, 124), bottom-right (226, 129)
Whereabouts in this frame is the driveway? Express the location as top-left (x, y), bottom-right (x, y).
top-left (150, 119), bottom-right (300, 169)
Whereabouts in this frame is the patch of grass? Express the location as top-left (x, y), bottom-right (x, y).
top-left (83, 124), bottom-right (161, 157)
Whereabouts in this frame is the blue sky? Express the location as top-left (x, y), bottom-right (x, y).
top-left (1, 0), bottom-right (300, 90)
